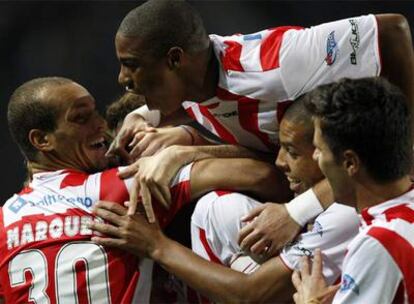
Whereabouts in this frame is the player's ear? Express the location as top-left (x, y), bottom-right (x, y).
top-left (167, 47), bottom-right (184, 70)
top-left (29, 129), bottom-right (55, 153)
top-left (342, 149), bottom-right (360, 176)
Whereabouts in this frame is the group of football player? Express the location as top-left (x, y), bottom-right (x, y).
top-left (1, 1), bottom-right (414, 303)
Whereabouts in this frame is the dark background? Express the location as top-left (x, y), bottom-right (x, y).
top-left (1, 1), bottom-right (413, 204)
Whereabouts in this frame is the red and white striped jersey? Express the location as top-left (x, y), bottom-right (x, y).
top-left (333, 187), bottom-right (414, 303)
top-left (191, 191), bottom-right (359, 285)
top-left (0, 164), bottom-right (192, 303)
top-left (183, 15), bottom-right (380, 152)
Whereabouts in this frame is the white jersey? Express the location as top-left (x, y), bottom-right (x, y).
top-left (191, 191), bottom-right (359, 285)
top-left (183, 15), bottom-right (380, 151)
top-left (279, 203), bottom-right (359, 284)
top-left (0, 165), bottom-right (192, 303)
top-left (191, 191), bottom-right (261, 265)
top-left (332, 187), bottom-right (414, 304)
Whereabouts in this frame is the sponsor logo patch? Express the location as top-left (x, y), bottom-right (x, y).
top-left (325, 31), bottom-right (338, 66)
top-left (243, 33), bottom-right (262, 41)
top-left (340, 274), bottom-right (359, 295)
top-left (213, 110), bottom-right (238, 118)
top-left (312, 220), bottom-right (323, 237)
top-left (8, 197), bottom-right (28, 214)
top-left (349, 19), bottom-right (360, 65)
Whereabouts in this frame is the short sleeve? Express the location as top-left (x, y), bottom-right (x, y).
top-left (280, 15), bottom-right (380, 99)
top-left (280, 204), bottom-right (359, 284)
top-left (333, 235), bottom-right (402, 303)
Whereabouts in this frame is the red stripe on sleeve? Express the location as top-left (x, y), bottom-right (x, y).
top-left (60, 171), bottom-right (89, 189)
top-left (384, 204), bottom-right (414, 224)
top-left (199, 228), bottom-right (222, 264)
top-left (238, 98), bottom-right (276, 150)
top-left (198, 105), bottom-right (238, 144)
top-left (260, 26), bottom-right (302, 71)
top-left (18, 186), bottom-right (33, 195)
top-left (99, 168), bottom-right (129, 204)
top-left (216, 87), bottom-right (276, 150)
top-left (221, 41), bottom-right (244, 72)
top-left (367, 227), bottom-right (414, 302)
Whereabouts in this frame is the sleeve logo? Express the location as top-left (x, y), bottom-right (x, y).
top-left (325, 31), bottom-right (338, 66)
top-left (349, 19), bottom-right (360, 65)
top-left (340, 274), bottom-right (359, 295)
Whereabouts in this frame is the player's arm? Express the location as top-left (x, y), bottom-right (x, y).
top-left (119, 144), bottom-right (273, 220)
top-left (90, 202), bottom-right (295, 303)
top-left (376, 14), bottom-right (414, 123)
top-left (107, 105), bottom-right (194, 161)
top-left (189, 158), bottom-right (291, 203)
top-left (153, 236), bottom-right (295, 303)
top-left (238, 178), bottom-right (334, 257)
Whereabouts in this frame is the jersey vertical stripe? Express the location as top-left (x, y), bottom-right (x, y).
top-left (367, 227), bottom-right (414, 303)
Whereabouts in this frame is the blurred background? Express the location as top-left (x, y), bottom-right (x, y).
top-left (1, 1), bottom-right (413, 204)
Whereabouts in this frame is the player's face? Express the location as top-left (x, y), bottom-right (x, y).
top-left (115, 33), bottom-right (185, 115)
top-left (276, 118), bottom-right (324, 194)
top-left (47, 82), bottom-right (109, 173)
top-left (312, 118), bottom-right (355, 205)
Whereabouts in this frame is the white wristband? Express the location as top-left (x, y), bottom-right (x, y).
top-left (131, 105), bottom-right (161, 127)
top-left (285, 189), bottom-right (324, 227)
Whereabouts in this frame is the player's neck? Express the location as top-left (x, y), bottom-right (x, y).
top-left (185, 43), bottom-right (219, 102)
top-left (355, 175), bottom-right (412, 211)
top-left (29, 159), bottom-right (84, 175)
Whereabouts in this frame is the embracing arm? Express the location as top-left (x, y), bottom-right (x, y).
top-left (190, 158), bottom-right (292, 202)
top-left (153, 235), bottom-right (294, 303)
top-left (90, 202), bottom-right (294, 303)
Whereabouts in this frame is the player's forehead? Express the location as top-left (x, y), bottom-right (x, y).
top-left (115, 33), bottom-right (146, 58)
top-left (279, 118), bottom-right (310, 148)
top-left (46, 83), bottom-right (95, 116)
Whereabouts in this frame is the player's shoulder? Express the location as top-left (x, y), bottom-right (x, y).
top-left (315, 203), bottom-right (359, 227)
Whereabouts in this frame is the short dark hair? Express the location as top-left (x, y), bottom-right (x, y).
top-left (106, 93), bottom-right (146, 130)
top-left (305, 77), bottom-right (412, 183)
top-left (283, 96), bottom-right (314, 144)
top-left (118, 0), bottom-right (209, 58)
top-left (7, 77), bottom-right (73, 161)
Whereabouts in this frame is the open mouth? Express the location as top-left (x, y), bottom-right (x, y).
top-left (286, 176), bottom-right (303, 193)
top-left (89, 137), bottom-right (108, 150)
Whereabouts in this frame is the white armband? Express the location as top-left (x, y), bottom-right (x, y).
top-left (131, 105), bottom-right (161, 127)
top-left (285, 189), bottom-right (324, 227)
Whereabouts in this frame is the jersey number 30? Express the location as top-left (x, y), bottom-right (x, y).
top-left (9, 242), bottom-right (111, 303)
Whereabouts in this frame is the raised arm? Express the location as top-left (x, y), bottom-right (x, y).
top-left (376, 14), bottom-right (414, 130)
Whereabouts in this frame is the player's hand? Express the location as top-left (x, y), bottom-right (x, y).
top-left (106, 112), bottom-right (155, 163)
top-left (118, 145), bottom-right (188, 222)
top-left (238, 203), bottom-right (301, 258)
top-left (292, 249), bottom-right (340, 304)
top-left (89, 200), bottom-right (163, 258)
top-left (128, 126), bottom-right (194, 160)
